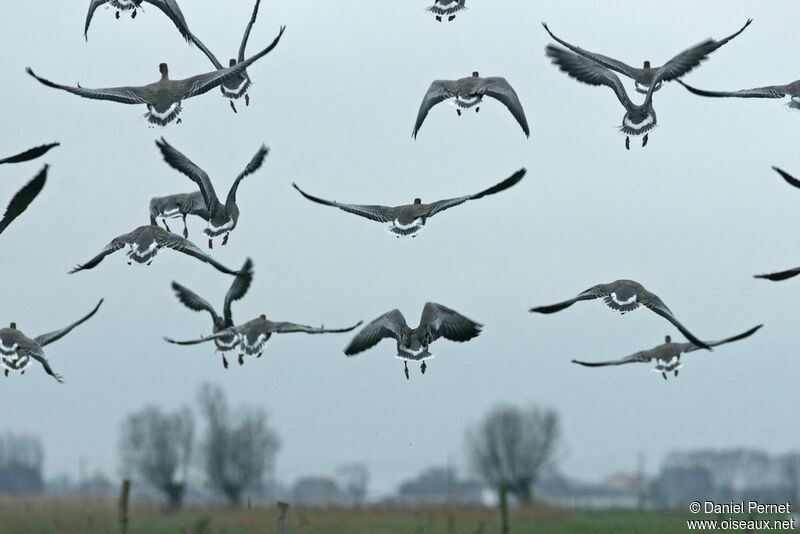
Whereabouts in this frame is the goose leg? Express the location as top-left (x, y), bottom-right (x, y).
top-left (436, 15), bottom-right (442, 21)
top-left (222, 233), bottom-right (229, 246)
top-left (642, 134), bottom-right (649, 148)
top-left (182, 215), bottom-right (188, 238)
top-left (131, 9), bottom-right (137, 18)
top-left (245, 94), bottom-right (250, 107)
top-left (229, 100), bottom-right (238, 114)
top-left (404, 361), bottom-right (409, 380)
top-left (4, 369), bottom-right (7, 377)
top-left (238, 353), bottom-right (244, 366)
top-left (116, 10), bottom-right (120, 19)
top-left (222, 355), bottom-right (229, 369)
top-left (421, 361), bottom-right (427, 374)
top-left (674, 369), bottom-right (679, 377)
top-left (456, 109), bottom-right (462, 116)
top-left (208, 238), bottom-right (213, 250)
top-left (161, 218), bottom-right (171, 232)
top-left (475, 106), bottom-right (480, 113)
top-left (448, 15), bottom-right (456, 21)
top-left (625, 137), bottom-right (630, 151)
top-left (662, 371), bottom-right (667, 380)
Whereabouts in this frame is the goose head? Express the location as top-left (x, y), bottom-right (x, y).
top-left (9, 323), bottom-right (16, 330)
top-left (159, 63), bottom-right (169, 79)
top-left (413, 198), bottom-right (422, 205)
top-left (472, 71), bottom-right (480, 78)
top-left (229, 58), bottom-right (237, 67)
top-left (643, 60), bottom-right (651, 69)
top-left (259, 314), bottom-right (267, 320)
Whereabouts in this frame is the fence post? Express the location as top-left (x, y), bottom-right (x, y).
top-left (119, 479), bottom-right (131, 534)
top-left (276, 501), bottom-right (290, 534)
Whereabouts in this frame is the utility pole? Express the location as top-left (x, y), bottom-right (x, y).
top-left (636, 451), bottom-right (646, 510)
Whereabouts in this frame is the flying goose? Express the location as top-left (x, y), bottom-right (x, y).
top-left (156, 138), bottom-right (269, 248)
top-left (170, 258), bottom-right (254, 368)
top-left (677, 79), bottom-right (800, 111)
top-left (546, 45), bottom-right (668, 149)
top-left (68, 224), bottom-right (242, 275)
top-left (0, 143), bottom-right (59, 165)
top-left (0, 165), bottom-right (48, 236)
top-left (189, 0), bottom-right (270, 113)
top-left (84, 0), bottom-right (191, 41)
top-left (427, 0), bottom-right (466, 22)
top-left (292, 168), bottom-right (525, 238)
top-left (164, 315), bottom-right (363, 366)
top-left (542, 19), bottom-right (752, 94)
top-left (27, 25), bottom-right (286, 126)
top-left (529, 279), bottom-right (711, 350)
top-left (1, 299), bottom-right (103, 383)
top-left (413, 72), bottom-right (529, 138)
top-left (572, 325), bottom-right (762, 380)
top-left (344, 302), bottom-right (482, 379)
top-left (149, 191), bottom-right (209, 238)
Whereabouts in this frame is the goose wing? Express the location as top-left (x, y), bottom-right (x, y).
top-left (529, 284), bottom-right (605, 314)
top-left (0, 143), bottom-right (59, 165)
top-left (153, 230), bottom-right (241, 275)
top-left (344, 310), bottom-right (407, 356)
top-left (146, 0), bottom-right (192, 42)
top-left (34, 300), bottom-right (104, 347)
top-left (163, 329), bottom-right (234, 346)
top-left (226, 146), bottom-right (269, 213)
top-left (639, 289), bottom-right (711, 351)
top-left (542, 22), bottom-right (639, 80)
top-left (292, 183), bottom-right (395, 223)
top-left (238, 0), bottom-right (262, 61)
top-left (268, 320), bottom-right (363, 335)
top-left (412, 79), bottom-right (458, 138)
top-left (571, 349), bottom-right (653, 368)
top-left (545, 45), bottom-right (632, 110)
top-left (171, 281), bottom-right (220, 323)
top-left (27, 67), bottom-right (149, 105)
top-left (223, 258), bottom-right (254, 324)
top-left (25, 345), bottom-right (63, 383)
top-left (156, 138), bottom-right (221, 210)
top-left (424, 168), bottom-right (526, 217)
top-left (68, 231), bottom-right (133, 274)
top-left (419, 302), bottom-right (482, 343)
top-left (754, 266), bottom-right (800, 281)
top-left (677, 79), bottom-right (788, 99)
top-left (683, 324), bottom-right (763, 354)
top-left (0, 165), bottom-right (48, 235)
top-left (481, 77), bottom-right (530, 137)
top-left (773, 167), bottom-right (800, 190)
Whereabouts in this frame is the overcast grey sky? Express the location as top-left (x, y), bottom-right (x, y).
top-left (1, 0), bottom-right (798, 496)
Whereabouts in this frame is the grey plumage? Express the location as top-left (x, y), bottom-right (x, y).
top-left (0, 299), bottom-right (103, 383)
top-left (68, 225), bottom-right (242, 275)
top-left (427, 0), bottom-right (466, 18)
top-left (678, 79), bottom-right (800, 110)
top-left (413, 72), bottom-right (529, 138)
top-left (530, 279), bottom-right (711, 350)
top-left (156, 138), bottom-right (269, 246)
top-left (572, 325), bottom-right (762, 380)
top-left (542, 19), bottom-right (752, 93)
top-left (148, 191), bottom-right (209, 238)
top-left (293, 168), bottom-right (525, 238)
top-left (84, 0), bottom-right (191, 41)
top-left (0, 143), bottom-right (59, 165)
top-left (0, 165), bottom-right (48, 236)
top-left (28, 24), bottom-right (286, 126)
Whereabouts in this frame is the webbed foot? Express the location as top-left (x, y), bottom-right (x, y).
top-left (223, 355), bottom-right (229, 369)
top-left (116, 10), bottom-right (120, 19)
top-left (456, 109), bottom-right (462, 116)
top-left (238, 354), bottom-right (244, 366)
top-left (208, 239), bottom-right (213, 250)
top-left (131, 9), bottom-right (137, 19)
top-left (230, 100), bottom-right (238, 113)
top-left (448, 15), bottom-right (456, 21)
top-left (625, 137), bottom-right (630, 151)
top-left (662, 372), bottom-right (667, 380)
top-left (245, 94), bottom-right (250, 106)
top-left (421, 361), bottom-right (427, 374)
top-left (222, 234), bottom-right (229, 246)
top-left (642, 134), bottom-right (649, 148)
top-left (404, 362), bottom-right (409, 380)
top-left (182, 216), bottom-right (188, 238)
top-left (436, 15), bottom-right (442, 22)
top-left (475, 106), bottom-right (480, 113)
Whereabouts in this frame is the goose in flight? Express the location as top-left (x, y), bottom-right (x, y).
top-left (149, 191), bottom-right (209, 238)
top-left (292, 168), bottom-right (525, 238)
top-left (1, 300), bottom-right (103, 383)
top-left (530, 279), bottom-right (711, 350)
top-left (677, 79), bottom-right (800, 111)
top-left (189, 0), bottom-right (273, 112)
top-left (0, 165), bottom-right (48, 236)
top-left (27, 25), bottom-right (286, 126)
top-left (84, 0), bottom-right (191, 41)
top-left (68, 225), bottom-right (242, 275)
top-left (344, 302), bottom-right (482, 379)
top-left (542, 19), bottom-right (752, 94)
top-left (156, 138), bottom-right (269, 248)
top-left (546, 45), bottom-right (669, 149)
top-left (572, 325), bottom-right (762, 380)
top-left (413, 72), bottom-right (529, 138)
top-left (0, 143), bottom-right (59, 165)
top-left (164, 315), bottom-right (362, 366)
top-left (170, 258), bottom-right (254, 368)
top-left (427, 0), bottom-right (466, 22)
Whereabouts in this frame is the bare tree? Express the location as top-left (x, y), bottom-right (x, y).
top-left (0, 432), bottom-right (44, 494)
top-left (337, 463), bottom-right (370, 505)
top-left (198, 384), bottom-right (281, 506)
top-left (119, 406), bottom-right (194, 509)
top-left (466, 403), bottom-right (560, 531)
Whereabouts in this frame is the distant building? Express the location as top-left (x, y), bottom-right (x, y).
top-left (292, 476), bottom-right (347, 506)
top-left (535, 471), bottom-right (641, 510)
top-left (395, 466), bottom-right (487, 506)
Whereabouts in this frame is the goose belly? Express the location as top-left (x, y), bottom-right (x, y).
top-left (428, 1), bottom-right (466, 15)
top-left (2, 353), bottom-right (29, 372)
top-left (452, 95), bottom-right (482, 109)
top-left (396, 346), bottom-right (434, 361)
top-left (221, 76), bottom-right (251, 99)
top-left (214, 335), bottom-right (239, 352)
top-left (110, 0), bottom-right (140, 9)
top-left (603, 292), bottom-right (639, 314)
top-left (145, 102), bottom-right (182, 126)
top-left (240, 332), bottom-right (270, 356)
top-left (126, 240), bottom-right (159, 264)
top-left (204, 218), bottom-right (235, 238)
top-left (388, 218), bottom-right (425, 237)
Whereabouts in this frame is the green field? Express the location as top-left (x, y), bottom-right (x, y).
top-left (0, 498), bottom-right (709, 533)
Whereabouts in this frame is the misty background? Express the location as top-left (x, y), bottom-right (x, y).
top-left (0, 0), bottom-right (797, 498)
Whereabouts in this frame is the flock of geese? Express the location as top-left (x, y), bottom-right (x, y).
top-left (2, 2), bottom-right (798, 382)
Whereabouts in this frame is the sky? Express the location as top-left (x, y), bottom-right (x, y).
top-left (1, 0), bottom-right (799, 498)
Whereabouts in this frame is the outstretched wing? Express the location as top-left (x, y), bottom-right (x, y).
top-left (171, 281), bottom-right (220, 323)
top-left (413, 80), bottom-right (457, 138)
top-left (344, 310), bottom-right (407, 356)
top-left (677, 79), bottom-right (788, 99)
top-left (68, 232), bottom-right (132, 274)
top-left (0, 165), bottom-right (48, 235)
top-left (146, 0), bottom-right (192, 42)
top-left (25, 346), bottom-right (63, 383)
top-left (223, 258), bottom-right (254, 324)
top-left (226, 145), bottom-right (269, 212)
top-left (420, 302), bottom-right (482, 343)
top-left (754, 266), bottom-right (800, 282)
top-left (425, 168), bottom-right (526, 217)
top-left (653, 19), bottom-right (752, 85)
top-left (639, 290), bottom-right (711, 350)
top-left (772, 167), bottom-right (800, 190)
top-left (154, 230), bottom-right (240, 275)
top-left (541, 22), bottom-right (639, 80)
top-left (174, 25), bottom-right (286, 99)
top-left (481, 77), bottom-right (530, 137)
top-left (239, 0), bottom-right (262, 61)
top-left (545, 45), bottom-right (632, 110)
top-left (84, 0), bottom-right (108, 39)
top-left (529, 285), bottom-right (604, 314)
top-left (0, 143), bottom-right (59, 165)
top-left (27, 67), bottom-right (148, 105)
top-left (269, 320), bottom-right (363, 334)
top-left (292, 183), bottom-right (395, 223)
top-left (156, 138), bottom-right (220, 210)
top-left (684, 324), bottom-right (763, 354)
top-left (163, 330), bottom-right (233, 346)
top-left (34, 300), bottom-right (104, 347)
top-left (571, 350), bottom-right (652, 368)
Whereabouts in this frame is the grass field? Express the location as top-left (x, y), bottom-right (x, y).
top-left (0, 497), bottom-right (710, 533)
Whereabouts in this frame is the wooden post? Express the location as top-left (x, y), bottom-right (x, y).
top-left (499, 482), bottom-right (509, 534)
top-left (276, 501), bottom-right (289, 534)
top-left (119, 479), bottom-right (131, 534)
